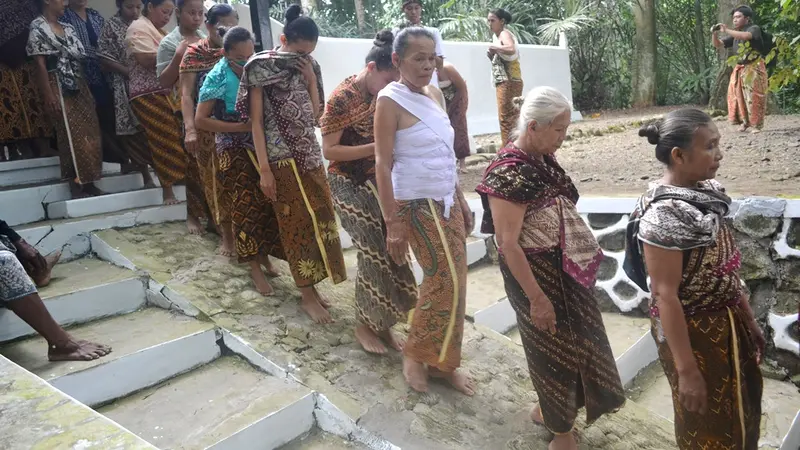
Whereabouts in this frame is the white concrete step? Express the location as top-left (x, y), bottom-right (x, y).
top-left (0, 257), bottom-right (145, 342)
top-left (47, 185), bottom-right (186, 220)
top-left (0, 308), bottom-right (218, 407)
top-left (98, 355), bottom-right (315, 450)
top-left (279, 428), bottom-right (369, 449)
top-left (0, 157), bottom-right (120, 187)
top-left (1, 172), bottom-right (160, 227)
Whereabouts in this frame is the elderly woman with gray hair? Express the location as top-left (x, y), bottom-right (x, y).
top-left (475, 87), bottom-right (625, 450)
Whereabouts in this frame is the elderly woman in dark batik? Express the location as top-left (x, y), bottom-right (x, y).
top-left (624, 108), bottom-right (765, 450)
top-left (237, 6), bottom-right (346, 324)
top-left (28, 0), bottom-right (104, 198)
top-left (476, 86), bottom-right (624, 450)
top-left (98, 0), bottom-right (156, 188)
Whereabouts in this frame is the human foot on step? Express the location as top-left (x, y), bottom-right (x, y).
top-left (548, 433), bottom-right (578, 450)
top-left (250, 266), bottom-right (274, 296)
top-left (355, 325), bottom-right (387, 354)
top-left (258, 255), bottom-right (281, 277)
top-left (300, 295), bottom-right (333, 324)
top-left (379, 329), bottom-right (406, 352)
top-left (217, 244), bottom-right (235, 258)
top-left (162, 187), bottom-right (180, 205)
top-left (313, 287), bottom-right (331, 309)
top-left (187, 217), bottom-right (204, 235)
top-left (34, 250), bottom-right (62, 287)
top-left (403, 358), bottom-right (428, 393)
top-left (430, 368), bottom-right (476, 396)
top-left (48, 339), bottom-right (112, 362)
top-left (530, 404), bottom-right (544, 425)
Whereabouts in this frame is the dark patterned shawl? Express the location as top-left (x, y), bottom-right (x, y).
top-left (623, 179), bottom-right (732, 292)
top-left (61, 8), bottom-right (105, 90)
top-left (236, 49), bottom-right (325, 173)
top-left (0, 0), bottom-right (38, 50)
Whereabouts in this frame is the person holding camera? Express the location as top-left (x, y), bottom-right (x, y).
top-left (712, 5), bottom-right (768, 133)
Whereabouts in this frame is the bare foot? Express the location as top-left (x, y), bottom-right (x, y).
top-left (749, 128), bottom-right (762, 134)
top-left (217, 245), bottom-right (235, 258)
top-left (48, 339), bottom-right (112, 362)
top-left (33, 250), bottom-right (62, 287)
top-left (187, 217), bottom-right (204, 235)
top-left (530, 404), bottom-right (545, 425)
top-left (738, 124), bottom-right (749, 132)
top-left (259, 255), bottom-right (281, 277)
top-left (142, 170), bottom-right (157, 189)
top-left (379, 329), bottom-right (406, 352)
top-left (81, 183), bottom-right (105, 197)
top-left (430, 368), bottom-right (476, 396)
top-left (219, 222), bottom-right (235, 257)
top-left (355, 324), bottom-right (387, 354)
top-left (162, 186), bottom-right (180, 205)
top-left (549, 433), bottom-right (578, 450)
top-left (312, 286), bottom-right (331, 309)
top-left (458, 159), bottom-right (468, 174)
top-left (249, 261), bottom-right (274, 296)
top-left (403, 357), bottom-right (428, 393)
top-left (300, 289), bottom-right (333, 324)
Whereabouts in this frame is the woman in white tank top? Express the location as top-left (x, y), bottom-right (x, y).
top-left (374, 27), bottom-right (476, 396)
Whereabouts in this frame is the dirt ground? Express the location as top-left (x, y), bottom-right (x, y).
top-left (463, 107), bottom-right (800, 197)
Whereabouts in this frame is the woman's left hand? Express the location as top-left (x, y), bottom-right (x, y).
top-left (296, 58), bottom-right (316, 87)
top-left (461, 200), bottom-right (474, 235)
top-left (748, 319), bottom-right (766, 364)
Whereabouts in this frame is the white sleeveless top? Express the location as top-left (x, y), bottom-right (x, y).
top-left (493, 31), bottom-right (520, 62)
top-left (377, 82), bottom-right (457, 218)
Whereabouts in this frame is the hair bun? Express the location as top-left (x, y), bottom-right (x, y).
top-left (374, 29), bottom-right (394, 48)
top-left (638, 123), bottom-right (660, 145)
top-left (284, 4), bottom-right (303, 25)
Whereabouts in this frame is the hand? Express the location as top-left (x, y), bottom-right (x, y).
top-left (15, 240), bottom-right (46, 273)
top-left (184, 129), bottom-right (199, 155)
top-left (748, 320), bottom-right (766, 364)
top-left (259, 169), bottom-right (276, 202)
top-left (486, 49), bottom-right (494, 60)
top-left (719, 24), bottom-right (728, 33)
top-left (461, 200), bottom-right (474, 235)
top-left (677, 367), bottom-right (708, 414)
top-left (236, 120), bottom-right (252, 133)
top-left (295, 58), bottom-right (316, 87)
top-left (177, 36), bottom-right (199, 57)
top-left (529, 291), bottom-right (557, 334)
top-left (44, 92), bottom-right (60, 118)
top-left (385, 218), bottom-right (409, 265)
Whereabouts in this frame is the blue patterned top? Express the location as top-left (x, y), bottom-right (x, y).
top-left (199, 58), bottom-right (252, 152)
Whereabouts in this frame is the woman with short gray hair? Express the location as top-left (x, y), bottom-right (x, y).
top-left (476, 86), bottom-right (625, 449)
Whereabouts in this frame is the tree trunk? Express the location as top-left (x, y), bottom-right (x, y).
top-left (693, 0), bottom-right (710, 104)
top-left (354, 0), bottom-right (367, 34)
top-left (709, 0), bottom-right (747, 110)
top-left (631, 0), bottom-right (657, 107)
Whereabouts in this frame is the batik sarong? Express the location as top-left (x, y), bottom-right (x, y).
top-left (0, 247), bottom-right (37, 304)
top-left (0, 60), bottom-right (52, 142)
top-left (728, 60), bottom-right (768, 130)
top-left (625, 180), bottom-right (763, 450)
top-left (476, 144), bottom-right (625, 433)
top-left (441, 82), bottom-right (470, 160)
top-left (399, 197), bottom-right (466, 372)
top-left (496, 79), bottom-right (523, 145)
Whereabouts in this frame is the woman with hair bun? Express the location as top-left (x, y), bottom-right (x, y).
top-left (320, 30), bottom-right (416, 354)
top-left (179, 4), bottom-right (238, 256)
top-left (486, 7), bottom-right (523, 145)
top-left (237, 4), bottom-right (346, 324)
top-left (476, 86), bottom-right (624, 449)
top-left (624, 108), bottom-right (764, 449)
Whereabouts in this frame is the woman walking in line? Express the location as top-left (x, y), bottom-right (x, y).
top-left (98, 0), bottom-right (157, 189)
top-left (28, 0), bottom-right (104, 199)
top-left (180, 3), bottom-right (238, 256)
top-left (320, 30), bottom-right (417, 354)
top-left (486, 8), bottom-right (523, 145)
top-left (237, 5), bottom-right (346, 323)
top-left (625, 108), bottom-right (764, 449)
top-left (438, 60), bottom-right (471, 173)
top-left (195, 26), bottom-right (283, 295)
top-left (375, 27), bottom-right (475, 396)
top-left (476, 86), bottom-right (625, 450)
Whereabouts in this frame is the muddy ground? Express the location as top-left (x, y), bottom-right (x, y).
top-left (464, 108), bottom-right (800, 197)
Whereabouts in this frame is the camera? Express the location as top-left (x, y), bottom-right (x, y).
top-left (711, 24), bottom-right (722, 32)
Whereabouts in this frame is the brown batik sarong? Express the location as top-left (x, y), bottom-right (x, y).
top-left (118, 132), bottom-right (152, 170)
top-left (727, 60), bottom-right (768, 130)
top-left (217, 148), bottom-right (284, 263)
top-left (329, 172), bottom-right (417, 332)
top-left (51, 76), bottom-right (102, 184)
top-left (400, 198), bottom-right (467, 372)
top-left (496, 79), bottom-right (523, 145)
top-left (196, 129), bottom-right (231, 224)
top-left (0, 60), bottom-right (52, 141)
top-left (441, 83), bottom-right (471, 160)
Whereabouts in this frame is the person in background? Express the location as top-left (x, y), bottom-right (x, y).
top-left (28, 0), bottom-right (104, 199)
top-left (237, 5), bottom-right (347, 323)
top-left (1, 218), bottom-right (110, 362)
top-left (476, 87), bottom-right (625, 450)
top-left (438, 61), bottom-right (470, 173)
top-left (98, 0), bottom-right (157, 189)
top-left (487, 8), bottom-right (523, 145)
top-left (195, 26), bottom-right (283, 295)
top-left (320, 30), bottom-right (417, 354)
top-left (375, 27), bottom-right (475, 396)
top-left (394, 0), bottom-right (444, 86)
top-left (625, 108), bottom-right (764, 450)
top-left (180, 4), bottom-right (238, 256)
top-left (712, 5), bottom-right (768, 133)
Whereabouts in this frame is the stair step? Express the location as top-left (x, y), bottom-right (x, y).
top-left (465, 262), bottom-right (506, 318)
top-left (0, 257), bottom-right (145, 342)
top-left (0, 157), bottom-right (119, 187)
top-left (279, 428), bottom-right (368, 450)
top-left (0, 172), bottom-right (160, 227)
top-left (47, 186), bottom-right (186, 220)
top-left (98, 355), bottom-right (314, 450)
top-left (0, 308), bottom-right (218, 407)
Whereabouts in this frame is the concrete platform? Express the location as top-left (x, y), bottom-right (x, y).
top-left (279, 428), bottom-right (368, 450)
top-left (99, 355), bottom-right (313, 450)
top-left (465, 262), bottom-right (506, 318)
top-left (0, 157), bottom-right (119, 187)
top-left (47, 185), bottom-right (186, 220)
top-left (0, 308), bottom-right (219, 407)
top-left (0, 257), bottom-right (145, 342)
top-left (0, 355), bottom-right (155, 450)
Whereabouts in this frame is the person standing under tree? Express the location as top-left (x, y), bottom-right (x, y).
top-left (712, 5), bottom-right (769, 133)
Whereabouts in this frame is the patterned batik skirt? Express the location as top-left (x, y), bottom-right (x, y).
top-left (0, 240), bottom-right (37, 305)
top-left (727, 60), bottom-right (768, 130)
top-left (0, 60), bottom-right (52, 142)
top-left (196, 129), bottom-right (231, 225)
top-left (501, 249), bottom-right (626, 434)
top-left (51, 75), bottom-right (102, 185)
top-left (399, 197), bottom-right (467, 372)
top-left (496, 79), bottom-right (524, 145)
top-left (329, 172), bottom-right (417, 331)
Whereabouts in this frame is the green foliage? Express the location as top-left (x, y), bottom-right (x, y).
top-left (752, 0), bottom-right (800, 111)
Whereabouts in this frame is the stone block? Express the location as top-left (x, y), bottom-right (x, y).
top-left (588, 213), bottom-right (625, 230)
top-left (732, 197), bottom-right (785, 238)
top-left (748, 281), bottom-right (777, 320)
top-left (47, 186), bottom-right (186, 219)
top-left (737, 233), bottom-right (776, 281)
top-left (597, 255), bottom-right (618, 281)
top-left (598, 229), bottom-right (626, 252)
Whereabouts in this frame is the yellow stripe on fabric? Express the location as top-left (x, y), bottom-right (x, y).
top-left (427, 198), bottom-right (459, 364)
top-left (9, 71), bottom-right (31, 137)
top-left (727, 307), bottom-right (747, 447)
top-left (288, 158), bottom-right (332, 280)
top-left (246, 149), bottom-right (259, 170)
top-left (212, 154), bottom-right (220, 224)
top-left (365, 180), bottom-right (384, 217)
top-left (57, 77), bottom-right (81, 184)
